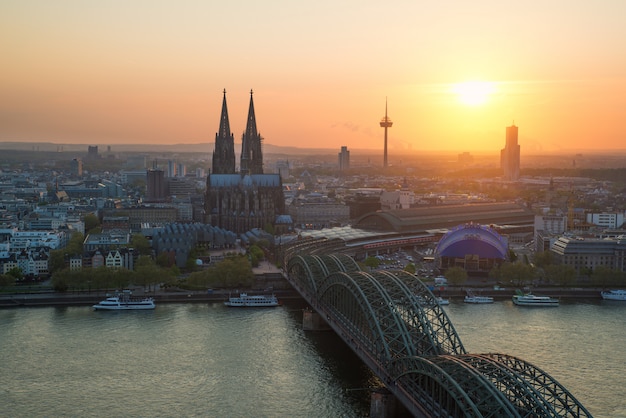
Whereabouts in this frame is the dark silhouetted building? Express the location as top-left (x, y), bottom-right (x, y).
top-left (500, 124), bottom-right (520, 180)
top-left (212, 89), bottom-right (236, 175)
top-left (146, 169), bottom-right (166, 201)
top-left (338, 146), bottom-right (350, 171)
top-left (70, 158), bottom-right (83, 177)
top-left (205, 90), bottom-right (285, 234)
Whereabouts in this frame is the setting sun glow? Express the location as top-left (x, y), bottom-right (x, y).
top-left (453, 81), bottom-right (496, 106)
top-left (1, 2), bottom-right (626, 152)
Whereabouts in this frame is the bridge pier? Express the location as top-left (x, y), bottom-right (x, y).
top-left (370, 388), bottom-right (398, 418)
top-left (302, 308), bottom-right (331, 331)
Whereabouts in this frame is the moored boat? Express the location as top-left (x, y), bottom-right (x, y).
top-left (437, 297), bottom-right (450, 306)
top-left (93, 290), bottom-right (155, 311)
top-left (224, 293), bottom-right (279, 307)
top-left (464, 290), bottom-right (494, 304)
top-left (600, 289), bottom-right (626, 301)
top-left (512, 290), bottom-right (559, 307)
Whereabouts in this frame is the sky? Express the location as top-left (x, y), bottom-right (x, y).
top-left (1, 0), bottom-right (626, 154)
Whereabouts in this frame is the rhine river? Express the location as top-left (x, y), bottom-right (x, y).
top-left (1, 298), bottom-right (624, 417)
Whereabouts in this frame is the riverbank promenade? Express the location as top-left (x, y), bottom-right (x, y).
top-left (0, 260), bottom-right (297, 308)
top-left (0, 258), bottom-right (609, 309)
top-left (0, 284), bottom-right (607, 309)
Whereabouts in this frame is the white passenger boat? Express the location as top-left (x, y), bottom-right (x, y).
top-left (600, 289), bottom-right (626, 301)
top-left (464, 290), bottom-right (494, 304)
top-left (93, 290), bottom-right (155, 310)
top-left (224, 293), bottom-right (279, 307)
top-left (512, 291), bottom-right (559, 307)
top-left (437, 297), bottom-right (450, 306)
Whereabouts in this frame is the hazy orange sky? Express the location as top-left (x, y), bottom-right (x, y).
top-left (1, 1), bottom-right (625, 153)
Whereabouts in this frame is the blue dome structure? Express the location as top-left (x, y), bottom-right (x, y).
top-left (435, 224), bottom-right (508, 273)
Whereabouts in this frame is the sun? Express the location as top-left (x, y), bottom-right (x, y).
top-left (453, 81), bottom-right (496, 106)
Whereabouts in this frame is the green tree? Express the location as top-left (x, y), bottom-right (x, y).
top-left (0, 274), bottom-right (15, 288)
top-left (404, 263), bottom-right (416, 275)
top-left (444, 266), bottom-right (468, 286)
top-left (544, 264), bottom-right (577, 286)
top-left (263, 222), bottom-right (275, 235)
top-left (186, 248), bottom-right (199, 271)
top-left (248, 245), bottom-right (265, 268)
top-left (533, 250), bottom-right (554, 268)
top-left (156, 252), bottom-right (172, 268)
top-left (7, 267), bottom-right (23, 281)
top-left (131, 233), bottom-right (152, 256)
top-left (580, 266), bottom-right (593, 282)
top-left (170, 264), bottom-right (181, 277)
top-left (185, 255), bottom-right (254, 289)
top-left (256, 238), bottom-right (271, 250)
top-left (65, 232), bottom-right (85, 256)
top-left (364, 256), bottom-right (381, 271)
top-left (84, 213), bottom-right (100, 233)
top-left (249, 245), bottom-right (265, 261)
top-left (591, 266), bottom-right (626, 287)
top-left (51, 269), bottom-right (70, 292)
top-left (133, 257), bottom-right (166, 291)
top-left (499, 261), bottom-right (537, 287)
top-left (48, 250), bottom-right (67, 273)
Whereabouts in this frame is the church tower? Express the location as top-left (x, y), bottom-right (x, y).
top-left (240, 89), bottom-right (264, 175)
top-left (205, 89), bottom-right (285, 234)
top-left (212, 89), bottom-right (236, 174)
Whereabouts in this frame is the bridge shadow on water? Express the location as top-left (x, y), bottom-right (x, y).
top-left (283, 298), bottom-right (411, 417)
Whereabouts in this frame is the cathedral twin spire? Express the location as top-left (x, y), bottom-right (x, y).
top-left (212, 89), bottom-right (236, 174)
top-left (212, 89), bottom-right (263, 175)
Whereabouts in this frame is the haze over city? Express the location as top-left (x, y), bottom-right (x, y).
top-left (2, 1), bottom-right (625, 153)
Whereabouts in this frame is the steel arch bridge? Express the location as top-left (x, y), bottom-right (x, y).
top-left (286, 251), bottom-right (592, 417)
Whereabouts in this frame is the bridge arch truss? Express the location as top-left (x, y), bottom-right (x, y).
top-left (285, 247), bottom-right (592, 417)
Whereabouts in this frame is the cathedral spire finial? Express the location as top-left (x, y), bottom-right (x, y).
top-left (212, 88), bottom-right (235, 174)
top-left (241, 89), bottom-right (263, 175)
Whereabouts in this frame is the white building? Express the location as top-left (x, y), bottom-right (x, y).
top-left (380, 190), bottom-right (415, 210)
top-left (535, 214), bottom-right (568, 235)
top-left (586, 212), bottom-right (625, 229)
top-left (11, 230), bottom-right (66, 250)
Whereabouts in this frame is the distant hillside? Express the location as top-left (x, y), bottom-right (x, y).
top-left (0, 141), bottom-right (347, 155)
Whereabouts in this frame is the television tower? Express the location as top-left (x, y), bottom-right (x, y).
top-left (380, 98), bottom-right (393, 168)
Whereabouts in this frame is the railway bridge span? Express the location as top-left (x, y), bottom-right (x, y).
top-left (283, 240), bottom-right (591, 417)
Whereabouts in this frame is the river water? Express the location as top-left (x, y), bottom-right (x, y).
top-left (0, 298), bottom-right (624, 417)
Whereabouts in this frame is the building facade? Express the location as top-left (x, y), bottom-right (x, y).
top-left (146, 169), bottom-right (166, 201)
top-left (586, 212), bottom-right (625, 229)
top-left (288, 197), bottom-right (350, 229)
top-left (551, 236), bottom-right (626, 275)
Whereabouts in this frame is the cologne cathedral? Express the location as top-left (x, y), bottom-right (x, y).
top-left (204, 90), bottom-right (285, 234)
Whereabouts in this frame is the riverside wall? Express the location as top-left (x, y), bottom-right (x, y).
top-left (0, 286), bottom-right (607, 309)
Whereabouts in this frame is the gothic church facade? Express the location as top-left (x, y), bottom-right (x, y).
top-left (205, 90), bottom-right (285, 234)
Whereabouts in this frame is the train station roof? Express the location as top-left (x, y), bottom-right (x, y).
top-left (352, 202), bottom-right (534, 234)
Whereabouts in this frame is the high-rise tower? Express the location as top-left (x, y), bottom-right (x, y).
top-left (379, 98), bottom-right (393, 168)
top-left (500, 124), bottom-right (520, 180)
top-left (212, 89), bottom-right (236, 174)
top-left (338, 146), bottom-right (350, 171)
top-left (240, 89), bottom-right (264, 175)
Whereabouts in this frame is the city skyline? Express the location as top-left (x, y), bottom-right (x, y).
top-left (2, 1), bottom-right (625, 153)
